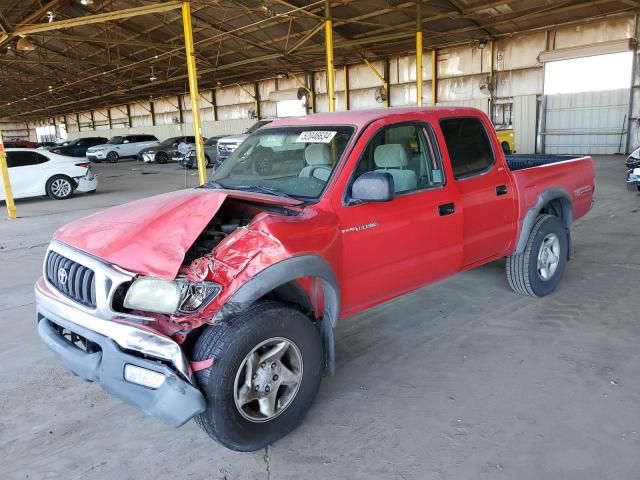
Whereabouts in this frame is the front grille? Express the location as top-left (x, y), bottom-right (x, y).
top-left (46, 251), bottom-right (97, 308)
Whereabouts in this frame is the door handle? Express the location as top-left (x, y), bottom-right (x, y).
top-left (496, 185), bottom-right (508, 196)
top-left (438, 202), bottom-right (455, 216)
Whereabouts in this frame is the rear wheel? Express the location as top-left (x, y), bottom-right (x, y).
top-left (106, 151), bottom-right (119, 163)
top-left (506, 214), bottom-right (568, 297)
top-left (193, 301), bottom-right (323, 452)
top-left (46, 175), bottom-right (74, 200)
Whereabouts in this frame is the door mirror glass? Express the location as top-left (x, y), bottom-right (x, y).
top-left (351, 171), bottom-right (395, 203)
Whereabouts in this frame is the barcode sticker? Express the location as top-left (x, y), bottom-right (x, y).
top-left (296, 131), bottom-right (337, 143)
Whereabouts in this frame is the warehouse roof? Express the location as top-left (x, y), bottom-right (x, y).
top-left (0, 0), bottom-right (636, 120)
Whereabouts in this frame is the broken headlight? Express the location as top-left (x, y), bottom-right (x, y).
top-left (123, 277), bottom-right (221, 315)
top-left (178, 281), bottom-right (222, 313)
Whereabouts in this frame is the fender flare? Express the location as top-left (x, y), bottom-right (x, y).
top-left (514, 187), bottom-right (572, 255)
top-left (213, 255), bottom-right (340, 375)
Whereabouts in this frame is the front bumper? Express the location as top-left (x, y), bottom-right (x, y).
top-left (35, 274), bottom-right (206, 427)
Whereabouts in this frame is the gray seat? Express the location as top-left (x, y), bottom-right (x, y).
top-left (299, 144), bottom-right (332, 181)
top-left (374, 144), bottom-right (417, 193)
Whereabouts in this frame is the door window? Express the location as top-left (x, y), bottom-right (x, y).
top-left (349, 123), bottom-right (445, 197)
top-left (6, 151), bottom-right (48, 168)
top-left (440, 117), bottom-right (494, 179)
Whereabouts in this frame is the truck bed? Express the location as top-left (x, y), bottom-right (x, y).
top-left (505, 154), bottom-right (583, 172)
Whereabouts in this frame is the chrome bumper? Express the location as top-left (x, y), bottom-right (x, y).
top-left (36, 241), bottom-right (192, 381)
top-left (35, 277), bottom-right (192, 381)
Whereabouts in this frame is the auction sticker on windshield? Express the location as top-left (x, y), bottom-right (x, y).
top-left (296, 131), bottom-right (337, 143)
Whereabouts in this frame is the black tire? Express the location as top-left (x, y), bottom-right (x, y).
top-left (205, 155), bottom-right (212, 167)
top-left (193, 301), bottom-right (323, 452)
top-left (506, 214), bottom-right (568, 297)
top-left (156, 152), bottom-right (169, 164)
top-left (45, 175), bottom-right (75, 200)
top-left (501, 141), bottom-right (512, 154)
top-left (106, 151), bottom-right (119, 163)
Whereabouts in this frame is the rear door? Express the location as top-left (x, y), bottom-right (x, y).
top-left (5, 151), bottom-right (49, 197)
top-left (333, 119), bottom-right (463, 313)
top-left (438, 116), bottom-right (517, 266)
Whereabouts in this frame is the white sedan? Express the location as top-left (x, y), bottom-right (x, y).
top-left (0, 148), bottom-right (98, 201)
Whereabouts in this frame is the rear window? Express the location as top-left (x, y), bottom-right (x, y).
top-left (440, 117), bottom-right (494, 179)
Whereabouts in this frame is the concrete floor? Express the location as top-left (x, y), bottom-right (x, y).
top-left (1, 156), bottom-right (638, 480)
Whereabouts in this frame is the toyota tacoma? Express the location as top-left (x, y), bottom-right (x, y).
top-left (36, 107), bottom-right (595, 451)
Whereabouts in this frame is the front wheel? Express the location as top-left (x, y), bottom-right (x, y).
top-left (156, 151), bottom-right (169, 164)
top-left (106, 151), bottom-right (119, 163)
top-left (46, 175), bottom-right (75, 200)
top-left (193, 301), bottom-right (323, 451)
top-left (506, 214), bottom-right (568, 297)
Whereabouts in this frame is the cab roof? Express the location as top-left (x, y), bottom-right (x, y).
top-left (265, 106), bottom-right (486, 130)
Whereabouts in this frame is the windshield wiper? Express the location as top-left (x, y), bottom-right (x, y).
top-left (230, 184), bottom-right (293, 199)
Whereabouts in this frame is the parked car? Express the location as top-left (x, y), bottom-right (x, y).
top-left (179, 136), bottom-right (227, 169)
top-left (625, 145), bottom-right (640, 169)
top-left (0, 148), bottom-right (97, 200)
top-left (496, 127), bottom-right (516, 154)
top-left (49, 137), bottom-right (109, 158)
top-left (35, 107), bottom-right (595, 452)
top-left (216, 119), bottom-right (273, 162)
top-left (86, 134), bottom-right (159, 163)
top-left (3, 139), bottom-right (39, 149)
top-left (138, 136), bottom-right (197, 164)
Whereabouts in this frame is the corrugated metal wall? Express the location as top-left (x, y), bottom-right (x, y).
top-left (544, 89), bottom-right (630, 154)
top-left (513, 95), bottom-right (538, 154)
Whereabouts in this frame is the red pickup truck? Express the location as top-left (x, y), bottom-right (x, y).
top-left (35, 107), bottom-right (595, 451)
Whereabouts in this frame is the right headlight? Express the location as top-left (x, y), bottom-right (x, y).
top-left (123, 277), bottom-right (221, 315)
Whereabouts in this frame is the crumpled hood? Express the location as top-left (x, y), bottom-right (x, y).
top-left (53, 188), bottom-right (301, 279)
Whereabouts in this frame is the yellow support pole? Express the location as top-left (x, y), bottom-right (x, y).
top-left (416, 0), bottom-right (423, 106)
top-left (0, 131), bottom-right (17, 219)
top-left (324, 1), bottom-right (335, 112)
top-left (431, 49), bottom-right (437, 105)
top-left (182, 1), bottom-right (207, 185)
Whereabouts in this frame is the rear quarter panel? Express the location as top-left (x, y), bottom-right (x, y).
top-left (511, 156), bottom-right (595, 238)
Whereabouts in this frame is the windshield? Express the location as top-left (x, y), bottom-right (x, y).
top-left (63, 139), bottom-right (80, 146)
top-left (209, 125), bottom-right (354, 199)
top-left (107, 136), bottom-right (123, 145)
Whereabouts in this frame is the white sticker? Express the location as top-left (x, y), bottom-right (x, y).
top-left (296, 131), bottom-right (337, 143)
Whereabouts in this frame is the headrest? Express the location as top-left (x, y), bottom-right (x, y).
top-left (374, 144), bottom-right (409, 168)
top-left (305, 144), bottom-right (332, 166)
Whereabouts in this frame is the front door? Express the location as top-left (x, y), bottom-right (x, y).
top-left (333, 120), bottom-right (463, 316)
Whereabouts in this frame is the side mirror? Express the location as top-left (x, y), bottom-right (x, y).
top-left (123, 139), bottom-right (130, 144)
top-left (351, 171), bottom-right (395, 203)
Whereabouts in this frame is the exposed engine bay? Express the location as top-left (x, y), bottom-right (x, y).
top-left (183, 199), bottom-right (273, 265)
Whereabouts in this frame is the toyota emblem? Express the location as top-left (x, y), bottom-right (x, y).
top-left (57, 267), bottom-right (68, 285)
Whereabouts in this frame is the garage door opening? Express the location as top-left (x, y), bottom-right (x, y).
top-left (542, 51), bottom-right (633, 154)
top-left (544, 51), bottom-right (633, 94)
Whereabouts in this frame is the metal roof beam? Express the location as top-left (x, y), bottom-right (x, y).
top-left (11, 2), bottom-right (182, 36)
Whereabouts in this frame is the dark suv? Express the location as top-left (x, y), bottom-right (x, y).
top-left (49, 137), bottom-right (109, 157)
